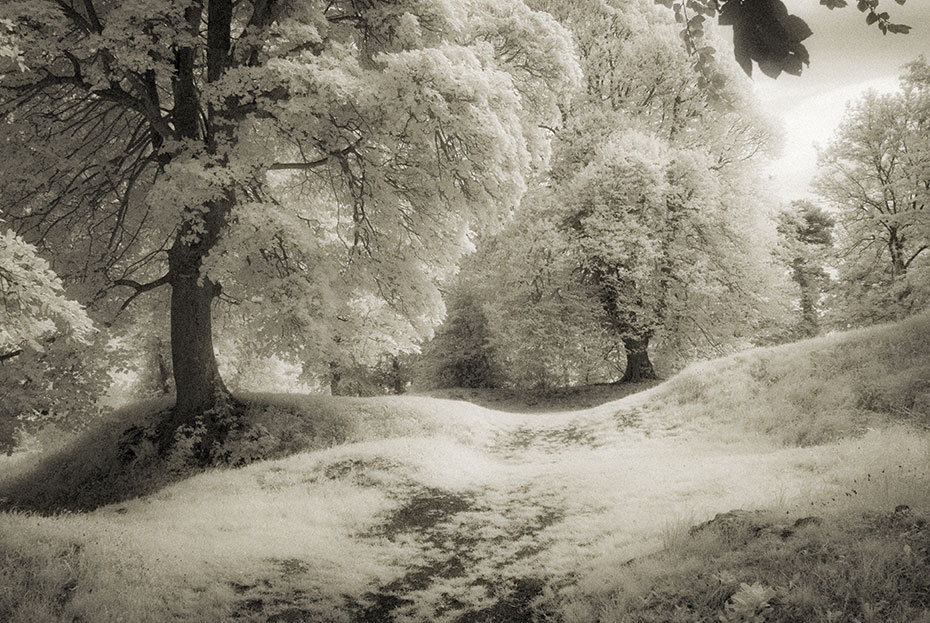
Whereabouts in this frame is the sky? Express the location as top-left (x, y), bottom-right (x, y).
top-left (748, 0), bottom-right (930, 203)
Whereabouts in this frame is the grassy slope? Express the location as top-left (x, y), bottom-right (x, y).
top-left (1, 314), bottom-right (929, 622)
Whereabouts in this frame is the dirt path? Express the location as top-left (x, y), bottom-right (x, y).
top-left (226, 395), bottom-right (849, 622)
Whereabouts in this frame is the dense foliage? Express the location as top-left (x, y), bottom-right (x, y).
top-left (418, 0), bottom-right (790, 389)
top-left (0, 0), bottom-right (580, 446)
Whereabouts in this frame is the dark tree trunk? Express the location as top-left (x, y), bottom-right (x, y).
top-left (792, 258), bottom-right (819, 337)
top-left (153, 337), bottom-right (172, 395)
top-left (391, 356), bottom-right (404, 395)
top-left (329, 362), bottom-right (341, 396)
top-left (156, 190), bottom-right (237, 456)
top-left (170, 273), bottom-right (227, 414)
top-left (156, 0), bottom-right (237, 455)
top-left (620, 336), bottom-right (657, 382)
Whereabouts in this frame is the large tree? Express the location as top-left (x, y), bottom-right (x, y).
top-left (539, 0), bottom-right (784, 381)
top-left (0, 0), bottom-right (579, 450)
top-left (420, 0), bottom-right (789, 388)
top-left (815, 57), bottom-right (930, 326)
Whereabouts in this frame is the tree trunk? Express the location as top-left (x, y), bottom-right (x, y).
top-left (329, 361), bottom-right (342, 396)
top-left (792, 259), bottom-right (819, 337)
top-left (620, 336), bottom-right (657, 382)
top-left (391, 356), bottom-right (404, 395)
top-left (170, 273), bottom-right (227, 414)
top-left (158, 192), bottom-right (236, 454)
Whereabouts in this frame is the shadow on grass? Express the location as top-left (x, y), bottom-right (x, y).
top-left (0, 404), bottom-right (197, 514)
top-left (353, 485), bottom-right (564, 622)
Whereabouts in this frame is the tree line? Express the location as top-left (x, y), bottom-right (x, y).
top-left (0, 0), bottom-right (926, 454)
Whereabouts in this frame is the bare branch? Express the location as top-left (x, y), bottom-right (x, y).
top-left (268, 141), bottom-right (361, 171)
top-left (114, 273), bottom-right (171, 311)
top-left (0, 349), bottom-right (24, 363)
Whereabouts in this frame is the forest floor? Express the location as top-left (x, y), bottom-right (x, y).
top-left (2, 315), bottom-right (930, 622)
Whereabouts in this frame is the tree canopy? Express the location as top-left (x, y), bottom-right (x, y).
top-left (0, 0), bottom-right (580, 452)
top-left (418, 0), bottom-right (791, 388)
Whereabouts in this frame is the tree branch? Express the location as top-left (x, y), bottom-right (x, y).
top-left (114, 273), bottom-right (171, 311)
top-left (905, 244), bottom-right (929, 269)
top-left (0, 348), bottom-right (24, 363)
top-left (268, 157), bottom-right (331, 171)
top-left (269, 142), bottom-right (360, 171)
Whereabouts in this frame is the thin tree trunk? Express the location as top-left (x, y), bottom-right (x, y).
top-left (792, 259), bottom-right (819, 337)
top-left (391, 356), bottom-right (404, 394)
top-left (329, 361), bottom-right (342, 396)
top-left (620, 336), bottom-right (657, 382)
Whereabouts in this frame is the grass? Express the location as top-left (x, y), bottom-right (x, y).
top-left (1, 313), bottom-right (929, 621)
top-left (565, 505), bottom-right (930, 623)
top-left (0, 393), bottom-right (493, 513)
top-left (422, 380), bottom-right (662, 413)
top-left (648, 312), bottom-right (930, 445)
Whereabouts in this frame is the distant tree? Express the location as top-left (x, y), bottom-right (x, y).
top-left (815, 57), bottom-right (930, 326)
top-left (0, 0), bottom-right (580, 453)
top-left (563, 129), bottom-right (787, 380)
top-left (777, 200), bottom-right (835, 337)
top-left (421, 0), bottom-right (789, 388)
top-left (539, 0), bottom-right (786, 381)
top-left (475, 190), bottom-right (620, 388)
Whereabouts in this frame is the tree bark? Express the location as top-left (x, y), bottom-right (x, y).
top-left (391, 356), bottom-right (404, 395)
top-left (792, 258), bottom-right (819, 337)
top-left (169, 273), bottom-right (227, 414)
top-left (157, 190), bottom-right (236, 455)
top-left (620, 336), bottom-right (657, 382)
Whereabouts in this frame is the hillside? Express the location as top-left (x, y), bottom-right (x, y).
top-left (1, 315), bottom-right (929, 622)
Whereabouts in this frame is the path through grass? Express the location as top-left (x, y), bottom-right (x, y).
top-left (2, 316), bottom-right (930, 622)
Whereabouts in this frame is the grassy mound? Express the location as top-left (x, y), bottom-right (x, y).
top-left (650, 312), bottom-right (930, 445)
top-left (0, 393), bottom-right (493, 513)
top-left (422, 380), bottom-right (662, 413)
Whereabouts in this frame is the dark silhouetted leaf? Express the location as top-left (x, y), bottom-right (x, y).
top-left (758, 58), bottom-right (782, 78)
top-left (783, 55), bottom-right (803, 76)
top-left (784, 15), bottom-right (813, 41)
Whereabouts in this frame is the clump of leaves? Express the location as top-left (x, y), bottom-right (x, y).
top-left (658, 0), bottom-right (910, 81)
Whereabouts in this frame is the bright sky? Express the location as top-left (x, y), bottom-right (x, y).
top-left (749, 0), bottom-right (930, 203)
